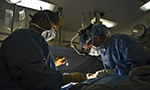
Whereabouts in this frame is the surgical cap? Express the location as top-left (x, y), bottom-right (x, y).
top-left (79, 23), bottom-right (109, 48)
top-left (29, 10), bottom-right (60, 25)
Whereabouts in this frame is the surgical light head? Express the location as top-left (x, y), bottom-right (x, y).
top-left (79, 23), bottom-right (109, 48)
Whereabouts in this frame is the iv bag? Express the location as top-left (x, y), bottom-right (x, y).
top-left (5, 9), bottom-right (13, 31)
top-left (19, 9), bottom-right (25, 28)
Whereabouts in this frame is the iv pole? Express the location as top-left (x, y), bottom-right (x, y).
top-left (10, 0), bottom-right (22, 33)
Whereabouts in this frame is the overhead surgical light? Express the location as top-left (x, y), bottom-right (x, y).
top-left (91, 17), bottom-right (118, 28)
top-left (6, 0), bottom-right (55, 11)
top-left (140, 1), bottom-right (150, 11)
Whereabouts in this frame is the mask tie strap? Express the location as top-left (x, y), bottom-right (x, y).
top-left (43, 11), bottom-right (55, 32)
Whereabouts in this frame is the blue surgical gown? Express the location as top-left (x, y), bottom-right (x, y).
top-left (0, 28), bottom-right (63, 90)
top-left (101, 34), bottom-right (150, 76)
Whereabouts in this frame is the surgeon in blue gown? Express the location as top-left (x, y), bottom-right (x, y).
top-left (79, 23), bottom-right (150, 77)
top-left (0, 10), bottom-right (63, 90)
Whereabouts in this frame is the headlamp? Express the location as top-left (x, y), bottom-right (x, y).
top-left (70, 24), bottom-right (93, 56)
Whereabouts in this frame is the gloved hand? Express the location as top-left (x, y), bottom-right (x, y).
top-left (71, 72), bottom-right (87, 82)
top-left (54, 56), bottom-right (67, 67)
top-left (87, 69), bottom-right (116, 79)
top-left (63, 72), bottom-right (87, 85)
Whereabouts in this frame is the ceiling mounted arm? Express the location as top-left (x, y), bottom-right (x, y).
top-left (81, 12), bottom-right (87, 28)
top-left (93, 11), bottom-right (105, 24)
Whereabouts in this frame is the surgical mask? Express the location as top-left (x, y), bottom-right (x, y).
top-left (30, 11), bottom-right (56, 41)
top-left (89, 44), bottom-right (106, 56)
top-left (30, 23), bottom-right (56, 41)
top-left (42, 11), bottom-right (56, 41)
top-left (89, 37), bottom-right (107, 56)
top-left (41, 27), bottom-right (56, 41)
top-left (89, 45), bottom-right (101, 56)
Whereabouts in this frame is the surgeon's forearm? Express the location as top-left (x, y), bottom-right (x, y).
top-left (62, 72), bottom-right (87, 85)
top-left (91, 69), bottom-right (116, 78)
top-left (105, 68), bottom-right (116, 76)
top-left (63, 74), bottom-right (72, 85)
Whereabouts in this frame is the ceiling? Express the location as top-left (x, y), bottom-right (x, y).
top-left (0, 0), bottom-right (150, 47)
top-left (46, 0), bottom-right (148, 34)
top-left (0, 0), bottom-right (149, 34)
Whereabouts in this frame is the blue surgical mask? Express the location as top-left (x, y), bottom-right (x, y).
top-left (89, 45), bottom-right (101, 56)
top-left (30, 11), bottom-right (56, 41)
top-left (89, 44), bottom-right (106, 56)
top-left (41, 27), bottom-right (56, 41)
top-left (89, 37), bottom-right (107, 56)
top-left (30, 23), bottom-right (56, 41)
top-left (42, 11), bottom-right (56, 41)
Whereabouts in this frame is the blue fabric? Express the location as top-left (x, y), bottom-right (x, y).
top-left (79, 23), bottom-right (109, 47)
top-left (92, 23), bottom-right (109, 36)
top-left (44, 44), bottom-right (57, 71)
top-left (0, 28), bottom-right (63, 89)
top-left (50, 46), bottom-right (104, 74)
top-left (101, 34), bottom-right (150, 76)
top-left (49, 49), bottom-right (57, 71)
top-left (61, 83), bottom-right (74, 90)
top-left (81, 75), bottom-right (129, 88)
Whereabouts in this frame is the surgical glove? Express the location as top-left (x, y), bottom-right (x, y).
top-left (63, 72), bottom-right (87, 85)
top-left (87, 69), bottom-right (116, 79)
top-left (94, 69), bottom-right (116, 78)
top-left (86, 73), bottom-right (95, 79)
top-left (54, 56), bottom-right (67, 67)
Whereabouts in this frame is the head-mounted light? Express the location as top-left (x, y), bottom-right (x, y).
top-left (70, 24), bottom-right (93, 56)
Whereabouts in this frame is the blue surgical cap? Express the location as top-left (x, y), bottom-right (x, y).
top-left (79, 23), bottom-right (109, 48)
